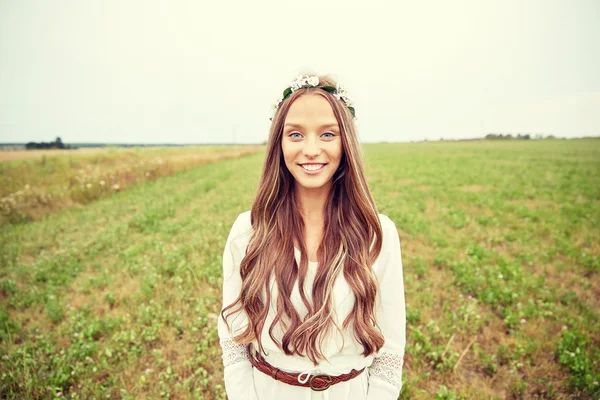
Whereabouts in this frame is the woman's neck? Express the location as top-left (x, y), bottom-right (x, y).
top-left (295, 183), bottom-right (330, 223)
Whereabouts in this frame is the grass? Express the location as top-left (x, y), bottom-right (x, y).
top-left (0, 145), bottom-right (264, 226)
top-left (0, 139), bottom-right (599, 399)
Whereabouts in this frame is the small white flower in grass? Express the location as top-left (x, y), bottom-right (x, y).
top-left (520, 318), bottom-right (526, 324)
top-left (73, 333), bottom-right (79, 338)
top-left (24, 184), bottom-right (30, 189)
top-left (100, 180), bottom-right (105, 186)
top-left (86, 183), bottom-right (92, 189)
top-left (498, 274), bottom-right (503, 279)
top-left (594, 381), bottom-right (598, 385)
top-left (562, 325), bottom-right (567, 330)
top-left (112, 184), bottom-right (120, 190)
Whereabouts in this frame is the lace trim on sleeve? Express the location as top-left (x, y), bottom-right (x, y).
top-left (369, 351), bottom-right (404, 389)
top-left (220, 338), bottom-right (250, 368)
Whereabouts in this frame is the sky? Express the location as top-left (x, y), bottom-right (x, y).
top-left (0, 0), bottom-right (599, 144)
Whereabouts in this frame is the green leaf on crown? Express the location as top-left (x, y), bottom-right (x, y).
top-left (282, 87), bottom-right (292, 98)
top-left (320, 86), bottom-right (336, 93)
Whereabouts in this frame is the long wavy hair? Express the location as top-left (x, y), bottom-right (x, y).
top-left (221, 73), bottom-right (384, 365)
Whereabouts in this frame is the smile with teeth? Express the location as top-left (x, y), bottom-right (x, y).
top-left (300, 163), bottom-right (326, 171)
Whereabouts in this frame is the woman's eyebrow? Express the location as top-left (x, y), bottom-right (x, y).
top-left (284, 123), bottom-right (339, 128)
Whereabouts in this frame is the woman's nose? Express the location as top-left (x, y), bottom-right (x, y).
top-left (302, 137), bottom-right (321, 157)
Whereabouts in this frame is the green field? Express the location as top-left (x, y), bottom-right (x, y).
top-left (1, 140), bottom-right (599, 399)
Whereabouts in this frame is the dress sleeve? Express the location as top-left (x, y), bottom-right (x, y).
top-left (218, 213), bottom-right (258, 400)
top-left (367, 215), bottom-right (407, 400)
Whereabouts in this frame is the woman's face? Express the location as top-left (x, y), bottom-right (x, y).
top-left (281, 93), bottom-right (343, 192)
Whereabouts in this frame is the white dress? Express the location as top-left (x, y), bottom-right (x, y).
top-left (218, 211), bottom-right (406, 400)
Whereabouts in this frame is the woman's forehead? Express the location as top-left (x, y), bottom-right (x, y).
top-left (286, 94), bottom-right (335, 116)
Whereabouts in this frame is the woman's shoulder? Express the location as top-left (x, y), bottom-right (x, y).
top-left (374, 213), bottom-right (402, 273)
top-left (226, 211), bottom-right (253, 259)
top-left (230, 210), bottom-right (253, 236)
top-left (376, 213), bottom-right (402, 251)
top-left (377, 213), bottom-right (397, 234)
top-left (236, 209), bottom-right (252, 224)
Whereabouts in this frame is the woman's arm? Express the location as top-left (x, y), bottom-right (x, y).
top-left (367, 215), bottom-right (407, 400)
top-left (218, 213), bottom-right (258, 400)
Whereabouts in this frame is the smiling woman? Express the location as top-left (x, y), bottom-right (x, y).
top-left (217, 74), bottom-right (406, 400)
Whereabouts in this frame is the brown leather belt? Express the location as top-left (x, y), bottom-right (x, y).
top-left (246, 344), bottom-right (365, 391)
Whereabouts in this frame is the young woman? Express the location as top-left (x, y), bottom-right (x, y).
top-left (218, 74), bottom-right (406, 400)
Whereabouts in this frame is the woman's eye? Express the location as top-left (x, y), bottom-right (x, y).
top-left (322, 132), bottom-right (335, 138)
top-left (289, 132), bottom-right (302, 139)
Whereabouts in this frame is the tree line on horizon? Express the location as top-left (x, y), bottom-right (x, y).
top-left (25, 137), bottom-right (77, 150)
top-left (484, 133), bottom-right (557, 140)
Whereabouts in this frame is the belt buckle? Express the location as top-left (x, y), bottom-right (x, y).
top-left (309, 374), bottom-right (332, 391)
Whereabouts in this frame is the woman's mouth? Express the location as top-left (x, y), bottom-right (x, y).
top-left (299, 163), bottom-right (327, 174)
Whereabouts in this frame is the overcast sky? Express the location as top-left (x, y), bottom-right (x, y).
top-left (0, 0), bottom-right (598, 144)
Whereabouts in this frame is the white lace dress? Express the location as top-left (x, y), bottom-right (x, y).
top-left (218, 211), bottom-right (406, 400)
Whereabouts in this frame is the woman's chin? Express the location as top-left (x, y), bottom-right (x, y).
top-left (294, 177), bottom-right (332, 190)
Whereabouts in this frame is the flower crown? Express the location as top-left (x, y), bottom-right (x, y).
top-left (270, 75), bottom-right (356, 121)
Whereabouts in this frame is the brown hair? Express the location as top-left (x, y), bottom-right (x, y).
top-left (221, 73), bottom-right (384, 365)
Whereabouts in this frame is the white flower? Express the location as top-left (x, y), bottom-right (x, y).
top-left (86, 183), bottom-right (92, 189)
top-left (99, 180), bottom-right (105, 186)
top-left (272, 94), bottom-right (283, 110)
top-left (290, 75), bottom-right (319, 92)
top-left (290, 75), bottom-right (304, 91)
top-left (333, 83), bottom-right (354, 108)
top-left (343, 95), bottom-right (353, 107)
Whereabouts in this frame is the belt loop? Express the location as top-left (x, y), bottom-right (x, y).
top-left (271, 368), bottom-right (280, 381)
